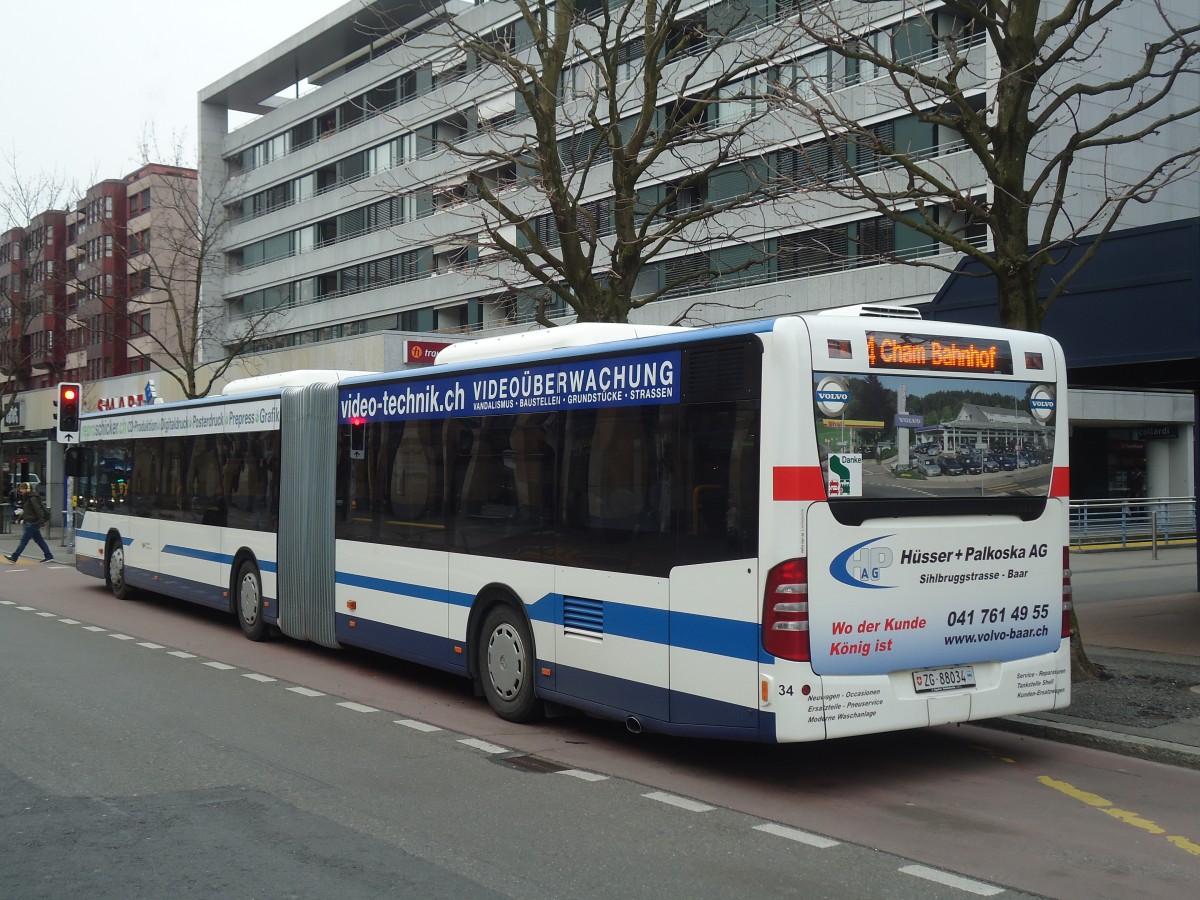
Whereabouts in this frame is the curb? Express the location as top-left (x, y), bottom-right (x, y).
top-left (982, 714), bottom-right (1200, 770)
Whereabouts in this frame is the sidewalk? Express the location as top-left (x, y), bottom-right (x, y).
top-left (0, 521), bottom-right (69, 563)
top-left (4, 529), bottom-right (1199, 766)
top-left (984, 546), bottom-right (1200, 768)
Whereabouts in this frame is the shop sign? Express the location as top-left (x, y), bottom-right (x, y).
top-left (405, 340), bottom-right (452, 366)
top-left (1135, 424), bottom-right (1178, 440)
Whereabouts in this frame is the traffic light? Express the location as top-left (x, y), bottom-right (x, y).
top-left (55, 382), bottom-right (82, 444)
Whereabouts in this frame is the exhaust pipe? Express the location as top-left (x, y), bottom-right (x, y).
top-left (625, 716), bottom-right (642, 734)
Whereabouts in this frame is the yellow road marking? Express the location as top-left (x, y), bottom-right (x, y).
top-left (1038, 776), bottom-right (1200, 857)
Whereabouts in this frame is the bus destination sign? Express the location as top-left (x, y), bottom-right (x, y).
top-left (866, 331), bottom-right (1013, 375)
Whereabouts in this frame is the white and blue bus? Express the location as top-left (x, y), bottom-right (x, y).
top-left (75, 308), bottom-right (1071, 741)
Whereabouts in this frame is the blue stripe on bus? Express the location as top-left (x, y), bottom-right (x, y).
top-left (162, 544), bottom-right (227, 564)
top-left (335, 613), bottom-right (469, 676)
top-left (76, 529), bottom-right (131, 545)
top-left (159, 545), bottom-right (277, 575)
top-left (338, 571), bottom-right (759, 663)
top-left (336, 571), bottom-right (474, 607)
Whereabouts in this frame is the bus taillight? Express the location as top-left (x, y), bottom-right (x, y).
top-left (1061, 547), bottom-right (1073, 639)
top-left (763, 558), bottom-right (810, 661)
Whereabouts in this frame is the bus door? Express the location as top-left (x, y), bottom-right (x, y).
top-left (667, 400), bottom-right (761, 729)
top-left (551, 408), bottom-right (670, 722)
top-left (668, 561), bottom-right (759, 728)
top-left (157, 434), bottom-right (224, 607)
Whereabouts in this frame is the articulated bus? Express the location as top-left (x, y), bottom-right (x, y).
top-left (74, 308), bottom-right (1071, 741)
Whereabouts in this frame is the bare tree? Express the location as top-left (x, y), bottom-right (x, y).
top-left (373, 0), bottom-right (807, 325)
top-left (778, 0), bottom-right (1198, 681)
top-left (69, 135), bottom-right (290, 400)
top-left (0, 154), bottom-right (72, 420)
top-left (778, 0), bottom-right (1199, 332)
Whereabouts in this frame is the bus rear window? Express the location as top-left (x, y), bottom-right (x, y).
top-left (812, 371), bottom-right (1057, 501)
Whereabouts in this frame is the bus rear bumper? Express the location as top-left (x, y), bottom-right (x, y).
top-left (767, 641), bottom-right (1071, 742)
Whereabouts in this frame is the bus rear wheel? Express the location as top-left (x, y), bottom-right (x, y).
top-left (106, 537), bottom-right (132, 600)
top-left (235, 560), bottom-right (268, 642)
top-left (478, 605), bottom-right (540, 723)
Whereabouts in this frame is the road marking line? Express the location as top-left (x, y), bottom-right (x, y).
top-left (137, 642), bottom-right (165, 649)
top-left (1038, 775), bottom-right (1200, 857)
top-left (203, 661), bottom-right (236, 670)
top-left (109, 633), bottom-right (136, 641)
top-left (15, 606), bottom-right (35, 611)
top-left (0, 600), bottom-right (15, 605)
top-left (753, 823), bottom-right (839, 848)
top-left (288, 687), bottom-right (326, 697)
top-left (36, 611), bottom-right (56, 617)
top-left (82, 626), bottom-right (107, 632)
top-left (898, 865), bottom-right (1004, 896)
top-left (57, 618), bottom-right (81, 625)
top-left (168, 651), bottom-right (197, 659)
top-left (242, 673), bottom-right (276, 683)
top-left (558, 769), bottom-right (608, 782)
top-left (643, 791), bottom-right (714, 813)
top-left (336, 702), bottom-right (379, 713)
top-left (458, 738), bottom-right (509, 754)
top-left (395, 719), bottom-right (441, 732)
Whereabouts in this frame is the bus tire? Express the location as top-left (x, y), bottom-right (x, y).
top-left (235, 559), bottom-right (268, 642)
top-left (106, 536), bottom-right (132, 600)
top-left (478, 605), bottom-right (540, 723)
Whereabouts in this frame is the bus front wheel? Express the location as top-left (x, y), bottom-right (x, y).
top-left (106, 537), bottom-right (132, 600)
top-left (235, 560), bottom-right (268, 642)
top-left (478, 605), bottom-right (540, 723)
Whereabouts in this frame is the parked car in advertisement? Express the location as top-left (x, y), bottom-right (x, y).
top-left (939, 456), bottom-right (964, 476)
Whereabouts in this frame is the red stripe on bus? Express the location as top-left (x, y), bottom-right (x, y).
top-left (1050, 466), bottom-right (1070, 498)
top-left (773, 466), bottom-right (826, 501)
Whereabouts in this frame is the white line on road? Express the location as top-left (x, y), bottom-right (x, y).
top-left (336, 702), bottom-right (379, 713)
top-left (643, 791), bottom-right (714, 813)
top-left (242, 673), bottom-right (276, 683)
top-left (168, 651), bottom-right (197, 658)
top-left (137, 642), bottom-right (165, 649)
top-left (82, 626), bottom-right (106, 632)
top-left (559, 769), bottom-right (609, 782)
top-left (109, 633), bottom-right (136, 641)
top-left (753, 823), bottom-right (840, 849)
top-left (36, 612), bottom-right (56, 618)
top-left (898, 865), bottom-right (1004, 896)
top-left (15, 606), bottom-right (35, 611)
top-left (395, 719), bottom-right (441, 732)
top-left (288, 687), bottom-right (326, 697)
top-left (57, 618), bottom-right (81, 625)
top-left (458, 738), bottom-right (509, 754)
top-left (0, 600), bottom-right (14, 605)
top-left (203, 661), bottom-right (236, 670)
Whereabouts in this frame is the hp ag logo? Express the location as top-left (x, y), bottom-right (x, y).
top-left (830, 536), bottom-right (895, 589)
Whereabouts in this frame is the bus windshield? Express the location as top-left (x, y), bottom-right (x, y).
top-left (812, 371), bottom-right (1057, 500)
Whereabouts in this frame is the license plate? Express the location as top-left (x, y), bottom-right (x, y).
top-left (912, 665), bottom-right (976, 693)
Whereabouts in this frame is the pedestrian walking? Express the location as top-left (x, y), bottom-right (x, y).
top-left (5, 482), bottom-right (54, 563)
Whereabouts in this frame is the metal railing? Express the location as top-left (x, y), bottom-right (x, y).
top-left (1070, 497), bottom-right (1197, 549)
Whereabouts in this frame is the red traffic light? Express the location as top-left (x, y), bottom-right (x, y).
top-left (62, 387), bottom-right (77, 402)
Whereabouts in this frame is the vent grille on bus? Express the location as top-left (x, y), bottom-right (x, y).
top-left (563, 596), bottom-right (604, 635)
top-left (682, 338), bottom-right (762, 402)
top-left (817, 303), bottom-right (923, 319)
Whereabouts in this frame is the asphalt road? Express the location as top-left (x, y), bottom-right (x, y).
top-left (3, 563), bottom-right (1199, 898)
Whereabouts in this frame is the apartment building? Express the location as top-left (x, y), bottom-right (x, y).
top-left (2, 164), bottom-right (199, 489)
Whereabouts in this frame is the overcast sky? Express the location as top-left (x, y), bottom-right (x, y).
top-left (1, 1), bottom-right (345, 218)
